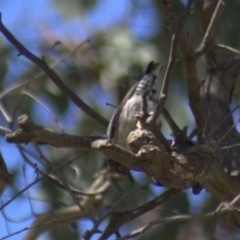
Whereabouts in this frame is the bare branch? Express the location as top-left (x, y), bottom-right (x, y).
top-left (23, 91), bottom-right (64, 131)
top-left (0, 151), bottom-right (93, 211)
top-left (159, 0), bottom-right (206, 136)
top-left (97, 188), bottom-right (180, 240)
top-left (33, 144), bottom-right (95, 222)
top-left (84, 182), bottom-right (151, 239)
top-left (2, 212), bottom-right (92, 240)
top-left (153, 33), bottom-right (178, 121)
top-left (215, 44), bottom-right (240, 56)
top-left (0, 13), bottom-right (108, 128)
top-left (121, 189), bottom-right (240, 239)
top-left (25, 173), bottom-right (109, 240)
top-left (0, 41), bottom-right (87, 100)
top-left (0, 101), bottom-right (11, 123)
top-left (195, 0), bottom-right (227, 60)
top-left (119, 208), bottom-right (223, 239)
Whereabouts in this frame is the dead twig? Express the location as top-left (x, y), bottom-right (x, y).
top-left (159, 0), bottom-right (206, 137)
top-left (152, 33), bottom-right (178, 121)
top-left (83, 181), bottom-right (151, 239)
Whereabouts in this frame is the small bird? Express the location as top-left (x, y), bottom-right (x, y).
top-left (107, 61), bottom-right (162, 177)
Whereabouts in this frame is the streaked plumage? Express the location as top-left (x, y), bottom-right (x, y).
top-left (107, 61), bottom-right (161, 176)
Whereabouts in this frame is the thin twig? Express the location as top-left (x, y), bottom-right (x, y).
top-left (210, 103), bottom-right (240, 136)
top-left (25, 174), bottom-right (109, 239)
top-left (159, 0), bottom-right (206, 136)
top-left (0, 41), bottom-right (88, 100)
top-left (98, 188), bottom-right (180, 240)
top-left (0, 13), bottom-right (108, 127)
top-left (220, 143), bottom-right (240, 150)
top-left (101, 181), bottom-right (150, 220)
top-left (119, 210), bottom-right (223, 240)
top-left (195, 0), bottom-right (226, 59)
top-left (22, 163), bottom-right (38, 218)
top-left (10, 65), bottom-right (38, 126)
top-left (23, 91), bottom-right (64, 132)
top-left (122, 190), bottom-right (240, 239)
top-left (33, 144), bottom-right (95, 223)
top-left (153, 33), bottom-right (178, 121)
top-left (0, 150), bottom-right (87, 211)
top-left (215, 44), bottom-right (240, 56)
top-left (0, 126), bottom-right (12, 133)
top-left (18, 148), bottom-right (106, 196)
top-left (0, 174), bottom-right (44, 211)
top-left (217, 117), bottom-right (240, 145)
top-left (84, 182), bottom-right (150, 239)
top-left (0, 214), bottom-right (81, 240)
top-left (0, 101), bottom-right (11, 123)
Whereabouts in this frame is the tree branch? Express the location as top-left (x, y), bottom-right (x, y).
top-left (0, 13), bottom-right (108, 128)
top-left (158, 0), bottom-right (206, 137)
top-left (25, 174), bottom-right (108, 240)
top-left (215, 44), bottom-right (240, 56)
top-left (153, 33), bottom-right (178, 121)
top-left (195, 0), bottom-right (226, 62)
top-left (5, 114), bottom-right (240, 214)
top-left (119, 206), bottom-right (225, 239)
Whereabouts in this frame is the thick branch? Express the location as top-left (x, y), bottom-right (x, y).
top-left (195, 0), bottom-right (226, 66)
top-left (158, 0), bottom-right (206, 136)
top-left (5, 114), bottom-right (240, 210)
top-left (98, 188), bottom-right (180, 240)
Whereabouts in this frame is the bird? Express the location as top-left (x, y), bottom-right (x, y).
top-left (106, 61), bottom-right (162, 178)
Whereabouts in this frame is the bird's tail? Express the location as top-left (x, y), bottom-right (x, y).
top-left (135, 61), bottom-right (162, 97)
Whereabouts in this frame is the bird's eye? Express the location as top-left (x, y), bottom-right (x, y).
top-left (118, 166), bottom-right (124, 172)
